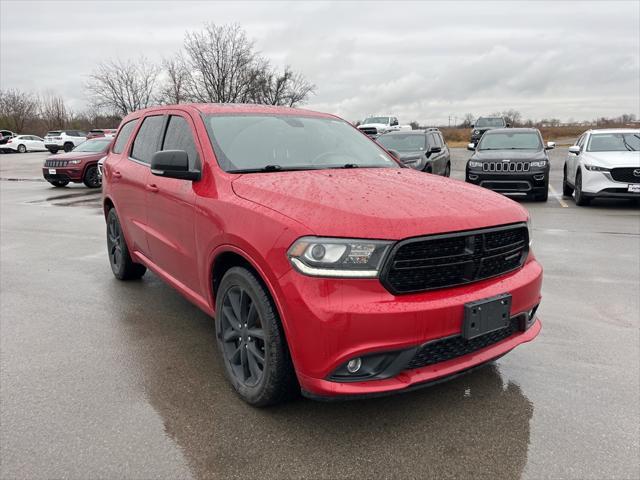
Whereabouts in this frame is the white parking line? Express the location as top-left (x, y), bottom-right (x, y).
top-left (548, 184), bottom-right (569, 208)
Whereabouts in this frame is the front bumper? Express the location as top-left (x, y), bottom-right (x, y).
top-left (42, 167), bottom-right (83, 182)
top-left (466, 170), bottom-right (548, 194)
top-left (579, 169), bottom-right (640, 198)
top-left (277, 256), bottom-right (542, 398)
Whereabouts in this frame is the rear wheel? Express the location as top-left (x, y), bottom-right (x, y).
top-left (562, 166), bottom-right (574, 197)
top-left (83, 164), bottom-right (101, 188)
top-left (215, 267), bottom-right (298, 406)
top-left (48, 147), bottom-right (59, 154)
top-left (63, 142), bottom-right (74, 153)
top-left (17, 144), bottom-right (26, 153)
top-left (574, 170), bottom-right (591, 206)
top-left (48, 180), bottom-right (69, 187)
top-left (106, 209), bottom-right (147, 280)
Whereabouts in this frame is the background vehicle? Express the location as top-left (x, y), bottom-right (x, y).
top-left (466, 128), bottom-right (554, 201)
top-left (470, 117), bottom-right (509, 144)
top-left (376, 128), bottom-right (451, 175)
top-left (0, 130), bottom-right (16, 146)
top-left (1, 135), bottom-right (46, 153)
top-left (563, 129), bottom-right (640, 205)
top-left (87, 128), bottom-right (117, 139)
top-left (102, 104), bottom-right (541, 406)
top-left (44, 130), bottom-right (87, 153)
top-left (357, 115), bottom-right (411, 137)
top-left (42, 137), bottom-right (111, 188)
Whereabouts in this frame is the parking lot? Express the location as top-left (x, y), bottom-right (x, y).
top-left (1, 147), bottom-right (638, 479)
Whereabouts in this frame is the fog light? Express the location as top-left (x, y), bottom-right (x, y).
top-left (533, 174), bottom-right (545, 181)
top-left (469, 174), bottom-right (478, 181)
top-left (346, 358), bottom-right (362, 373)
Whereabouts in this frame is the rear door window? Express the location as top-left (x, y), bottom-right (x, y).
top-left (113, 119), bottom-right (138, 154)
top-left (162, 115), bottom-right (199, 170)
top-left (131, 116), bottom-right (164, 164)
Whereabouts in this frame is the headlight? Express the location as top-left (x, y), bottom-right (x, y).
top-left (468, 161), bottom-right (483, 168)
top-left (68, 159), bottom-right (82, 165)
top-left (584, 165), bottom-right (610, 172)
top-left (530, 160), bottom-right (547, 168)
top-left (526, 217), bottom-right (533, 246)
top-left (474, 130), bottom-right (480, 135)
top-left (287, 237), bottom-right (392, 278)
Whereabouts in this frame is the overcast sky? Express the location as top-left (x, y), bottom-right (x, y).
top-left (1, 0), bottom-right (638, 125)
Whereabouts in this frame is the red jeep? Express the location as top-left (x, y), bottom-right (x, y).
top-left (101, 104), bottom-right (542, 406)
top-left (43, 138), bottom-right (111, 188)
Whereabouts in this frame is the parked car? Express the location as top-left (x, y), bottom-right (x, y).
top-left (563, 129), bottom-right (640, 205)
top-left (102, 104), bottom-right (542, 406)
top-left (376, 128), bottom-right (451, 175)
top-left (465, 128), bottom-right (554, 201)
top-left (42, 137), bottom-right (111, 188)
top-left (43, 130), bottom-right (87, 153)
top-left (470, 117), bottom-right (510, 144)
top-left (0, 130), bottom-right (16, 146)
top-left (357, 115), bottom-right (411, 137)
top-left (1, 135), bottom-right (47, 153)
top-left (87, 128), bottom-right (118, 139)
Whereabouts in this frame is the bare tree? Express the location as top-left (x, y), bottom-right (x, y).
top-left (283, 70), bottom-right (315, 107)
top-left (39, 91), bottom-right (68, 130)
top-left (461, 113), bottom-right (475, 128)
top-left (86, 57), bottom-right (159, 116)
top-left (0, 89), bottom-right (39, 133)
top-left (157, 55), bottom-right (190, 104)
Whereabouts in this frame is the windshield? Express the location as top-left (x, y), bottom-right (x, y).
top-left (362, 117), bottom-right (390, 125)
top-left (478, 132), bottom-right (542, 150)
top-left (475, 118), bottom-right (505, 128)
top-left (377, 134), bottom-right (425, 152)
top-left (73, 139), bottom-right (111, 152)
top-left (587, 133), bottom-right (640, 152)
top-left (204, 115), bottom-right (398, 173)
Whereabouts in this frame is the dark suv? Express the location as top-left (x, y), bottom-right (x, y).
top-left (466, 128), bottom-right (554, 201)
top-left (376, 128), bottom-right (451, 175)
top-left (470, 117), bottom-right (509, 144)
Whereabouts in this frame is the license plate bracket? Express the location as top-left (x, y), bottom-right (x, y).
top-left (628, 184), bottom-right (640, 193)
top-left (463, 293), bottom-right (512, 340)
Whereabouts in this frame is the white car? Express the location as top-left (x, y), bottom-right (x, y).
top-left (2, 135), bottom-right (47, 153)
top-left (563, 129), bottom-right (640, 205)
top-left (43, 130), bottom-right (87, 154)
top-left (357, 115), bottom-right (412, 137)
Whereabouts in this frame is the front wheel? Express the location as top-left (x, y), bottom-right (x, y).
top-left (562, 166), bottom-right (574, 197)
top-left (83, 164), bottom-right (101, 188)
top-left (215, 267), bottom-right (297, 406)
top-left (48, 180), bottom-right (69, 187)
top-left (106, 209), bottom-right (147, 280)
top-left (574, 170), bottom-right (591, 206)
top-left (48, 147), bottom-right (59, 154)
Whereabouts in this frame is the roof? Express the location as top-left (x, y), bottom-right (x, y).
top-left (482, 127), bottom-right (539, 134)
top-left (126, 103), bottom-right (334, 118)
top-left (380, 130), bottom-right (428, 135)
top-left (584, 128), bottom-right (640, 134)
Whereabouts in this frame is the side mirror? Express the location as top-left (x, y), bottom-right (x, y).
top-left (568, 145), bottom-right (581, 155)
top-left (467, 143), bottom-right (476, 151)
top-left (428, 146), bottom-right (442, 154)
top-left (150, 150), bottom-right (200, 180)
top-left (545, 141), bottom-right (556, 150)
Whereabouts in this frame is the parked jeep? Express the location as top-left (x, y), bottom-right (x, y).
top-left (470, 117), bottom-right (510, 144)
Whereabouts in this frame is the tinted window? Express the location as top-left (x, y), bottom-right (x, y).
top-left (429, 133), bottom-right (440, 148)
top-left (478, 132), bottom-right (542, 150)
top-left (475, 118), bottom-right (506, 128)
top-left (377, 133), bottom-right (426, 152)
top-left (113, 119), bottom-right (138, 154)
top-left (162, 116), bottom-right (199, 169)
top-left (587, 133), bottom-right (639, 152)
top-left (438, 133), bottom-right (446, 146)
top-left (74, 139), bottom-right (111, 152)
top-left (131, 116), bottom-right (164, 163)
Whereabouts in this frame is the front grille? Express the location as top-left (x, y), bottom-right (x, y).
top-left (406, 318), bottom-right (519, 369)
top-left (381, 224), bottom-right (528, 294)
top-left (45, 159), bottom-right (69, 167)
top-left (359, 127), bottom-right (378, 136)
top-left (610, 167), bottom-right (640, 183)
top-left (483, 162), bottom-right (530, 172)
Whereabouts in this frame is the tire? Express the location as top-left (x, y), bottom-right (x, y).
top-left (562, 166), bottom-right (574, 197)
top-left (574, 170), bottom-right (591, 206)
top-left (63, 142), bottom-right (74, 153)
top-left (48, 180), bottom-right (69, 187)
top-left (444, 162), bottom-right (451, 177)
top-left (215, 266), bottom-right (298, 406)
top-left (106, 209), bottom-right (147, 280)
top-left (17, 144), bottom-right (26, 153)
top-left (48, 147), bottom-right (59, 154)
top-left (83, 164), bottom-right (101, 188)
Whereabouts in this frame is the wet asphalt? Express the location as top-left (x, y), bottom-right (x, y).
top-left (0, 148), bottom-right (638, 480)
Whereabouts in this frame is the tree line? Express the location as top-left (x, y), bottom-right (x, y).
top-left (0, 23), bottom-right (315, 135)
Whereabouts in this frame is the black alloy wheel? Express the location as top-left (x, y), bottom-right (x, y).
top-left (83, 164), bottom-right (101, 188)
top-left (106, 209), bottom-right (146, 280)
top-left (63, 142), bottom-right (74, 152)
top-left (562, 166), bottom-right (574, 196)
top-left (574, 170), bottom-right (591, 206)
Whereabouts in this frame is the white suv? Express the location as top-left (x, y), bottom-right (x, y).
top-left (563, 129), bottom-right (640, 205)
top-left (44, 130), bottom-right (87, 154)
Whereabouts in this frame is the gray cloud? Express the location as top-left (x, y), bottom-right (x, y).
top-left (1, 0), bottom-right (638, 124)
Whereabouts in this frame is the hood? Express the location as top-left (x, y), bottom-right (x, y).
top-left (231, 168), bottom-right (527, 239)
top-left (471, 149), bottom-right (546, 161)
top-left (581, 151), bottom-right (640, 168)
top-left (46, 151), bottom-right (105, 162)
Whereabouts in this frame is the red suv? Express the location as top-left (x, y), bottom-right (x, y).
top-left (43, 138), bottom-right (111, 188)
top-left (102, 104), bottom-right (542, 406)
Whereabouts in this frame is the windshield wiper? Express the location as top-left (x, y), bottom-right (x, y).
top-left (228, 165), bottom-right (309, 173)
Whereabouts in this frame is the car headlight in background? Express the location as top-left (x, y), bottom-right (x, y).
top-left (468, 161), bottom-right (483, 168)
top-left (68, 159), bottom-right (82, 165)
top-left (288, 237), bottom-right (392, 278)
top-left (530, 160), bottom-right (547, 168)
top-left (584, 165), bottom-right (610, 172)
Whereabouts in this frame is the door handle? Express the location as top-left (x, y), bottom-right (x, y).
top-left (146, 184), bottom-right (159, 193)
top-left (113, 170), bottom-right (122, 178)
